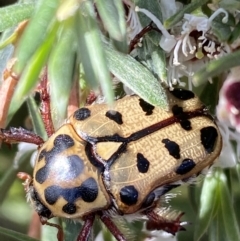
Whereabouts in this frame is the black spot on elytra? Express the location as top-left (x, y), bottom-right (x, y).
top-left (139, 99), bottom-right (155, 115)
top-left (35, 135), bottom-right (76, 184)
top-left (137, 153), bottom-right (150, 173)
top-left (201, 126), bottom-right (218, 153)
top-left (172, 105), bottom-right (192, 131)
top-left (35, 168), bottom-right (48, 185)
top-left (105, 110), bottom-right (123, 125)
top-left (80, 178), bottom-right (99, 202)
top-left (44, 185), bottom-right (62, 205)
top-left (170, 88), bottom-right (195, 100)
top-left (73, 108), bottom-right (91, 121)
top-left (175, 158), bottom-right (196, 175)
top-left (141, 192), bottom-right (155, 209)
top-left (162, 138), bottom-right (180, 159)
top-left (172, 105), bottom-right (183, 116)
top-left (44, 177), bottom-right (98, 214)
top-left (120, 185), bottom-right (138, 206)
top-left (180, 119), bottom-right (191, 130)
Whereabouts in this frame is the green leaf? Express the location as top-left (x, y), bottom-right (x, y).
top-left (199, 80), bottom-right (222, 114)
top-left (229, 21), bottom-right (240, 44)
top-left (164, 0), bottom-right (209, 29)
top-left (95, 0), bottom-right (126, 42)
top-left (218, 170), bottom-right (240, 240)
top-left (8, 21), bottom-right (59, 123)
top-left (41, 218), bottom-right (60, 241)
top-left (48, 18), bottom-right (76, 124)
top-left (77, 2), bottom-right (114, 104)
top-left (194, 173), bottom-right (219, 241)
top-left (110, 0), bottom-right (128, 53)
top-left (219, 0), bottom-right (240, 10)
top-left (211, 12), bottom-right (234, 42)
top-left (104, 44), bottom-right (168, 107)
top-left (62, 220), bottom-right (82, 241)
top-left (0, 3), bottom-right (34, 32)
top-left (193, 49), bottom-right (240, 86)
top-left (0, 226), bottom-right (39, 241)
top-left (0, 149), bottom-right (34, 205)
top-left (198, 169), bottom-right (240, 241)
top-left (27, 96), bottom-right (47, 140)
top-left (150, 42), bottom-right (167, 83)
top-left (14, 0), bottom-right (59, 74)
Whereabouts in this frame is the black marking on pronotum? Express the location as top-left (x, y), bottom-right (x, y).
top-left (73, 108), bottom-right (91, 121)
top-left (105, 110), bottom-right (123, 125)
top-left (170, 88), bottom-right (195, 100)
top-left (200, 126), bottom-right (218, 153)
top-left (172, 105), bottom-right (192, 131)
top-left (120, 185), bottom-right (138, 206)
top-left (44, 177), bottom-right (99, 214)
top-left (35, 135), bottom-right (75, 184)
top-left (139, 99), bottom-right (155, 115)
top-left (175, 158), bottom-right (196, 175)
top-left (162, 138), bottom-right (180, 159)
top-left (137, 153), bottom-right (150, 173)
top-left (62, 203), bottom-right (76, 214)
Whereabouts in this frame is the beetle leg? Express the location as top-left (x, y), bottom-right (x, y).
top-left (44, 221), bottom-right (64, 241)
top-left (77, 214), bottom-right (95, 241)
top-left (145, 209), bottom-right (186, 235)
top-left (38, 68), bottom-right (55, 137)
top-left (99, 212), bottom-right (126, 241)
top-left (0, 127), bottom-right (44, 145)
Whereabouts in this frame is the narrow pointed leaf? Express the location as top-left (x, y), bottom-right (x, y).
top-left (8, 22), bottom-right (59, 122)
top-left (48, 19), bottom-right (76, 124)
top-left (77, 2), bottom-right (114, 104)
top-left (95, 0), bottom-right (126, 42)
top-left (0, 3), bottom-right (34, 32)
top-left (211, 13), bottom-right (234, 42)
top-left (14, 0), bottom-right (59, 73)
top-left (0, 149), bottom-right (34, 205)
top-left (27, 96), bottom-right (47, 140)
top-left (193, 50), bottom-right (240, 86)
top-left (62, 220), bottom-right (82, 241)
top-left (0, 226), bottom-right (39, 241)
top-left (104, 44), bottom-right (168, 107)
top-left (194, 173), bottom-right (218, 241)
top-left (219, 171), bottom-right (240, 240)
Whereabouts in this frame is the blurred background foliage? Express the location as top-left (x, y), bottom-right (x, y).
top-left (1, 0), bottom-right (240, 241)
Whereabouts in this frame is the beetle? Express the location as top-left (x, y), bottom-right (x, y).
top-left (0, 84), bottom-right (222, 241)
